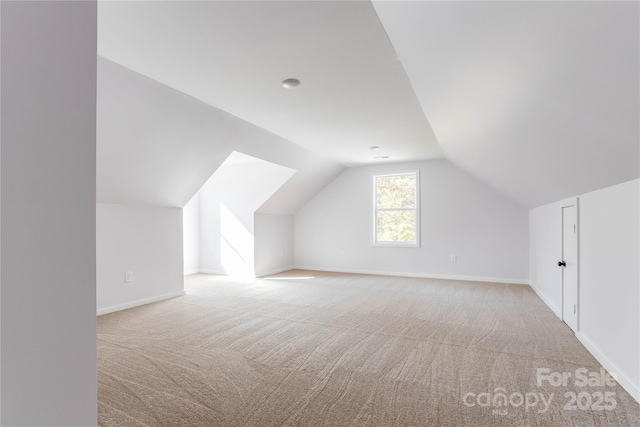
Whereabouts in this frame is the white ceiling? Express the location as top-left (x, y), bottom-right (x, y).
top-left (98, 1), bottom-right (639, 209)
top-left (97, 0), bottom-right (442, 167)
top-left (97, 56), bottom-right (344, 210)
top-left (220, 152), bottom-right (266, 167)
top-left (374, 1), bottom-right (639, 208)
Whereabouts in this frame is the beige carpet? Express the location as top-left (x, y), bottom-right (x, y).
top-left (98, 270), bottom-right (640, 426)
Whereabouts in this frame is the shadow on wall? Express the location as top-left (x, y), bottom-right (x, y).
top-left (184, 151), bottom-right (297, 277)
top-left (221, 204), bottom-right (254, 277)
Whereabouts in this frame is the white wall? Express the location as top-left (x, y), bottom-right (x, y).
top-left (579, 179), bottom-right (639, 400)
top-left (0, 2), bottom-right (97, 424)
top-left (97, 203), bottom-right (184, 315)
top-left (254, 214), bottom-right (295, 276)
top-left (183, 193), bottom-right (200, 275)
top-left (98, 58), bottom-right (343, 311)
top-left (198, 157), bottom-right (296, 276)
top-left (295, 159), bottom-right (529, 283)
top-left (529, 179), bottom-right (639, 401)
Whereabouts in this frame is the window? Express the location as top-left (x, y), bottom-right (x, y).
top-left (372, 170), bottom-right (419, 247)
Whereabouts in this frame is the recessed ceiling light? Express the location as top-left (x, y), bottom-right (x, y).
top-left (370, 146), bottom-right (380, 151)
top-left (374, 156), bottom-right (389, 160)
top-left (282, 78), bottom-right (301, 89)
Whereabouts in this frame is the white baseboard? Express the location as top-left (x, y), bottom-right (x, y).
top-left (576, 332), bottom-right (640, 403)
top-left (97, 290), bottom-right (186, 316)
top-left (183, 269), bottom-right (200, 276)
top-left (255, 265), bottom-right (295, 278)
top-left (194, 267), bottom-right (296, 278)
top-left (528, 280), bottom-right (561, 318)
top-left (293, 265), bottom-right (528, 285)
top-left (198, 268), bottom-right (227, 275)
top-left (527, 283), bottom-right (639, 404)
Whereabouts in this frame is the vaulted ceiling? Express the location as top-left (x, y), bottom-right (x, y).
top-left (97, 1), bottom-right (639, 209)
top-left (373, 1), bottom-right (639, 208)
top-left (98, 1), bottom-right (441, 167)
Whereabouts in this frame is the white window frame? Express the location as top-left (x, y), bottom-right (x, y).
top-left (371, 169), bottom-right (420, 248)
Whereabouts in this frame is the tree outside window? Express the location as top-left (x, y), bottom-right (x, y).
top-left (373, 170), bottom-right (419, 246)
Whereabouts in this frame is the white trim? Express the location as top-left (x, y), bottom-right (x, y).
top-left (255, 266), bottom-right (295, 278)
top-left (576, 332), bottom-right (640, 403)
top-left (183, 269), bottom-right (200, 276)
top-left (529, 280), bottom-right (562, 318)
top-left (370, 242), bottom-right (421, 249)
top-left (371, 169), bottom-right (420, 248)
top-left (560, 196), bottom-right (579, 208)
top-left (575, 196), bottom-right (581, 332)
top-left (197, 267), bottom-right (296, 278)
top-left (293, 265), bottom-right (528, 285)
top-left (198, 268), bottom-right (228, 275)
top-left (97, 290), bottom-right (186, 316)
top-left (559, 196), bottom-right (580, 332)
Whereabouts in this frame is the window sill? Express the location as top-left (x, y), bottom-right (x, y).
top-left (371, 242), bottom-right (420, 248)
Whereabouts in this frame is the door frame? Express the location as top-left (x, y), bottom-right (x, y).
top-left (560, 197), bottom-right (580, 332)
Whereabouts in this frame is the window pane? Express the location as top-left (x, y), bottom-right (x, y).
top-left (377, 210), bottom-right (416, 242)
top-left (376, 174), bottom-right (416, 209)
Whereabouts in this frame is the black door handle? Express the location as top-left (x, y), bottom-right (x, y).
top-left (558, 261), bottom-right (566, 267)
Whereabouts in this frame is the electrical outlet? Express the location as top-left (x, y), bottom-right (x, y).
top-left (450, 255), bottom-right (457, 263)
top-left (125, 271), bottom-right (133, 282)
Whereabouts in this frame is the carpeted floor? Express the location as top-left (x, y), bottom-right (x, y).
top-left (98, 270), bottom-right (640, 426)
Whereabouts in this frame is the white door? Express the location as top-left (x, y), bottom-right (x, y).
top-left (561, 204), bottom-right (578, 332)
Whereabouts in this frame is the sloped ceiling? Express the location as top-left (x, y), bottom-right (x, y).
top-left (373, 1), bottom-right (639, 208)
top-left (97, 57), bottom-right (343, 211)
top-left (98, 1), bottom-right (639, 210)
top-left (97, 0), bottom-right (442, 167)
top-left (97, 57), bottom-right (234, 207)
